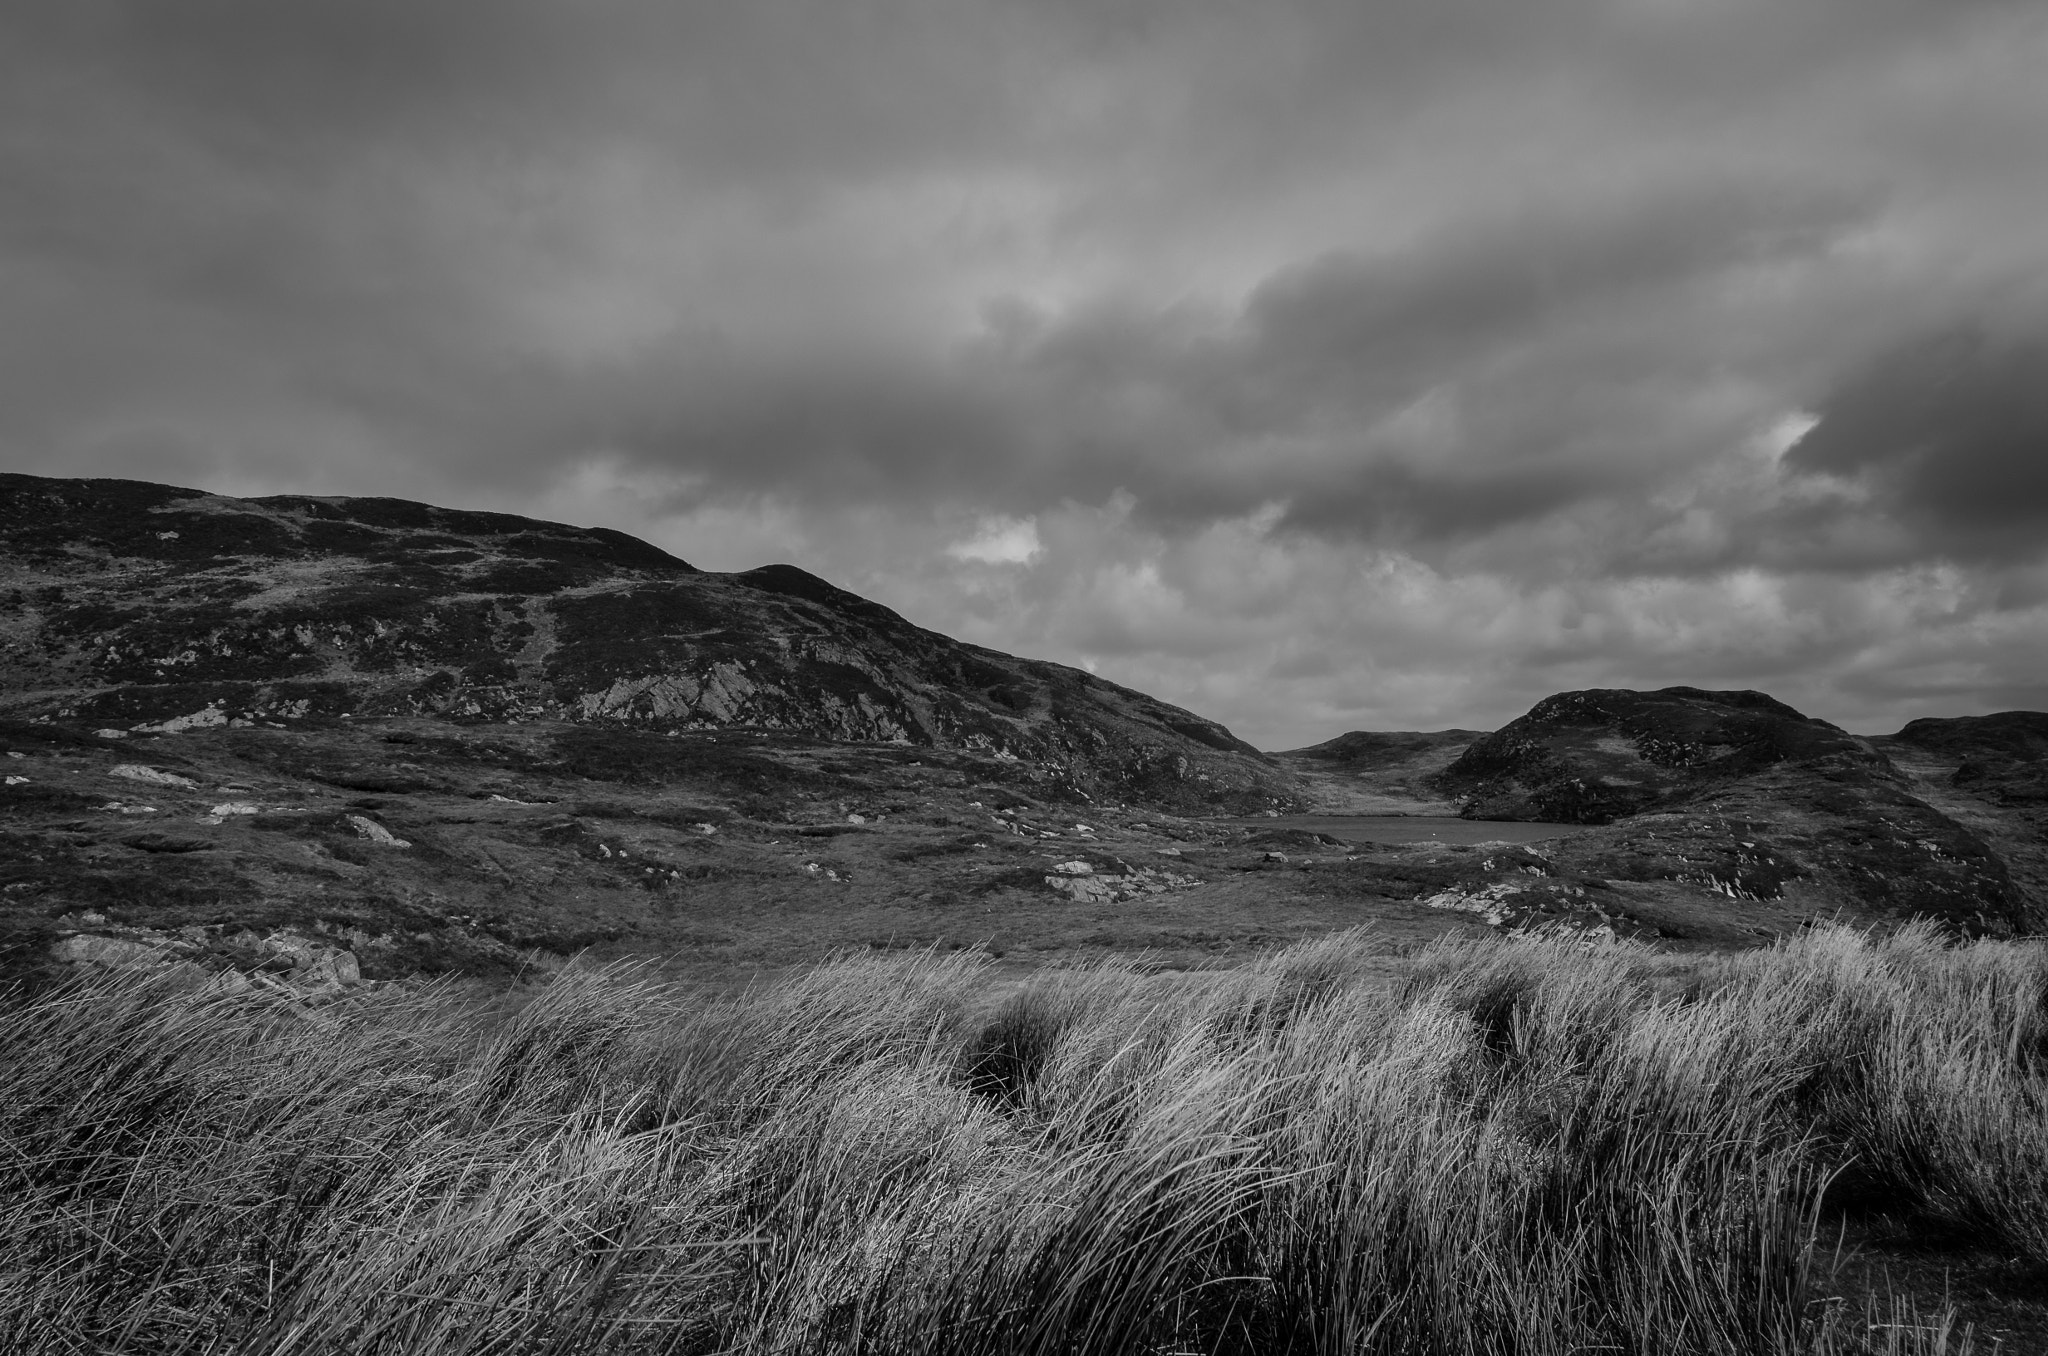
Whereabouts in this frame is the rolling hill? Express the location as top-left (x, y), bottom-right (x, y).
top-left (0, 473), bottom-right (1289, 811)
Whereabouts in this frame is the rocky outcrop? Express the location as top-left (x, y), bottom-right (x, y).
top-left (1420, 879), bottom-right (1636, 941)
top-left (1042, 858), bottom-right (1203, 903)
top-left (1431, 687), bottom-right (2030, 936)
top-left (0, 474), bottom-right (1293, 811)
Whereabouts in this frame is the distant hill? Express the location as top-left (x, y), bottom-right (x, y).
top-left (1428, 687), bottom-right (2032, 936)
top-left (1273, 728), bottom-right (1481, 814)
top-left (1887, 712), bottom-right (2048, 806)
top-left (1873, 711), bottom-right (2048, 935)
top-left (0, 474), bottom-right (1289, 811)
top-left (1286, 729), bottom-right (1487, 764)
top-left (1433, 688), bottom-right (1871, 824)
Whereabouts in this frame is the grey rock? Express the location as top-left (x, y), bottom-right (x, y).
top-left (345, 814), bottom-right (411, 847)
top-left (111, 764), bottom-right (199, 789)
top-left (50, 934), bottom-right (169, 968)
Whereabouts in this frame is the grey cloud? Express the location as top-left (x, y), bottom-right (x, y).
top-left (563, 176), bottom-right (1878, 546)
top-left (1, 2), bottom-right (1094, 191)
top-left (0, 0), bottom-right (2032, 529)
top-left (4, 0), bottom-right (2048, 739)
top-left (1782, 325), bottom-right (2048, 561)
top-left (1240, 183), bottom-right (1861, 401)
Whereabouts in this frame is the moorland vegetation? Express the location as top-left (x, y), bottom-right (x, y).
top-left (4, 922), bottom-right (2043, 1355)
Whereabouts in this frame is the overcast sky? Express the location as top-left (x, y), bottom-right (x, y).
top-left (5, 0), bottom-right (2047, 747)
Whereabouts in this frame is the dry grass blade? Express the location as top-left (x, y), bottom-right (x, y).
top-left (3, 925), bottom-right (2037, 1354)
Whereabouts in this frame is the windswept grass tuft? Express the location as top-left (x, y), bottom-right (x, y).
top-left (3, 926), bottom-right (2041, 1354)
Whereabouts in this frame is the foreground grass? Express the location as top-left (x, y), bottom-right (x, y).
top-left (3, 924), bottom-right (2042, 1355)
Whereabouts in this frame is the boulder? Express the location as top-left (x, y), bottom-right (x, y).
top-left (1046, 874), bottom-right (1123, 904)
top-left (50, 934), bottom-right (170, 968)
top-left (111, 764), bottom-right (199, 789)
top-left (1046, 866), bottom-right (1203, 904)
top-left (345, 814), bottom-right (411, 847)
top-left (296, 949), bottom-right (362, 989)
top-left (253, 932), bottom-right (363, 992)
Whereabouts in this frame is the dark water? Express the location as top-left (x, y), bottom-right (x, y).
top-left (1240, 814), bottom-right (1590, 846)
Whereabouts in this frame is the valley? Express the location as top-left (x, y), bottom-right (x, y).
top-left (2, 472), bottom-right (2043, 992)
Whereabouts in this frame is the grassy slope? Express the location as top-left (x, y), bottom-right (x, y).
top-left (0, 716), bottom-right (1499, 987)
top-left (4, 925), bottom-right (2043, 1355)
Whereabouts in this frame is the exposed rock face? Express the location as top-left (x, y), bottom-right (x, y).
top-left (0, 474), bottom-right (1289, 810)
top-left (1432, 687), bottom-right (2031, 936)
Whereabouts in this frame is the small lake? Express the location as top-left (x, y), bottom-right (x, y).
top-left (1240, 814), bottom-right (1591, 846)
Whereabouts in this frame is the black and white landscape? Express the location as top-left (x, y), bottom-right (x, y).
top-left (3, 3), bottom-right (2047, 1353)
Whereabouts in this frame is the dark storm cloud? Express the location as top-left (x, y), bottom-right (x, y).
top-left (1782, 324), bottom-right (2048, 561)
top-left (2, 0), bottom-right (2038, 532)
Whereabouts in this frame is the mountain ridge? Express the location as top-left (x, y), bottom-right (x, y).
top-left (0, 473), bottom-right (1284, 811)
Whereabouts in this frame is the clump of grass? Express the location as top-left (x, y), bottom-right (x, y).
top-left (3, 925), bottom-right (2040, 1354)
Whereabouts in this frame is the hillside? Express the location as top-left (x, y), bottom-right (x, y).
top-left (0, 473), bottom-right (1331, 982)
top-left (1886, 711), bottom-right (2048, 805)
top-left (1426, 687), bottom-right (2033, 937)
top-left (1874, 711), bottom-right (2048, 931)
top-left (0, 474), bottom-right (1287, 809)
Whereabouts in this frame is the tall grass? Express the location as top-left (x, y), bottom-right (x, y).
top-left (3, 923), bottom-right (2036, 1354)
